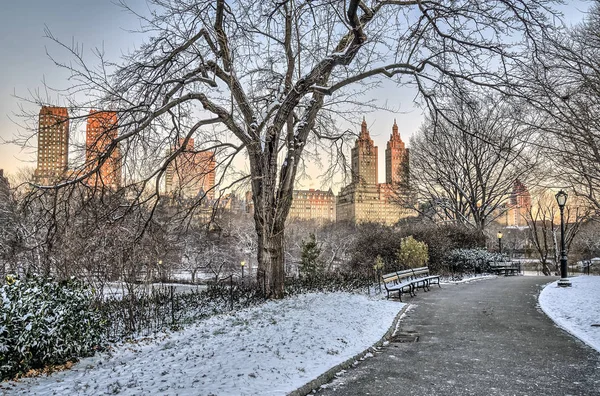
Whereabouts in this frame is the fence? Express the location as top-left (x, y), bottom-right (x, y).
top-left (94, 272), bottom-right (375, 341)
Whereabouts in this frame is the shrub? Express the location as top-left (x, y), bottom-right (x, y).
top-left (0, 275), bottom-right (105, 380)
top-left (348, 223), bottom-right (400, 273)
top-left (444, 248), bottom-right (506, 273)
top-left (397, 236), bottom-right (429, 268)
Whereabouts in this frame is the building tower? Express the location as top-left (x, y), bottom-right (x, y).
top-left (86, 110), bottom-right (121, 189)
top-left (35, 106), bottom-right (69, 183)
top-left (385, 119), bottom-right (407, 185)
top-left (507, 179), bottom-right (532, 227)
top-left (351, 117), bottom-right (378, 186)
top-left (165, 138), bottom-right (217, 200)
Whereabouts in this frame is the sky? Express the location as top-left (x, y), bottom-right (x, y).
top-left (0, 0), bottom-right (591, 189)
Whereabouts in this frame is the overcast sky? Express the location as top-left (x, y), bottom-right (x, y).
top-left (0, 0), bottom-right (590, 189)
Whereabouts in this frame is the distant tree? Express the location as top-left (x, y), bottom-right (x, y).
top-left (299, 233), bottom-right (323, 280)
top-left (409, 90), bottom-right (539, 231)
top-left (522, 2), bottom-right (600, 212)
top-left (524, 191), bottom-right (588, 275)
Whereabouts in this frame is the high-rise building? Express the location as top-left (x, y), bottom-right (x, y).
top-left (288, 189), bottom-right (336, 224)
top-left (0, 169), bottom-right (9, 201)
top-left (385, 119), bottom-right (408, 185)
top-left (34, 106), bottom-right (69, 184)
top-left (501, 179), bottom-right (532, 227)
top-left (337, 118), bottom-right (413, 225)
top-left (165, 138), bottom-right (216, 200)
top-left (86, 110), bottom-right (121, 190)
top-left (352, 117), bottom-right (378, 186)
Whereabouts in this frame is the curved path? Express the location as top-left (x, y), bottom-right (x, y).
top-left (318, 276), bottom-right (600, 396)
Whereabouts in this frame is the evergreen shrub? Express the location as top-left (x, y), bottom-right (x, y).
top-left (0, 275), bottom-right (105, 380)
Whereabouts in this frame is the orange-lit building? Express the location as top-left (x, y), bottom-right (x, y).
top-left (86, 110), bottom-right (121, 190)
top-left (499, 179), bottom-right (532, 227)
top-left (288, 189), bottom-right (336, 224)
top-left (165, 138), bottom-right (216, 200)
top-left (35, 106), bottom-right (70, 184)
top-left (337, 118), bottom-right (413, 225)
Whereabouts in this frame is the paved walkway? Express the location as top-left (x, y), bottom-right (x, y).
top-left (318, 276), bottom-right (600, 396)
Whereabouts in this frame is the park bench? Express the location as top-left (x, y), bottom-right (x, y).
top-left (381, 269), bottom-right (417, 301)
top-left (488, 261), bottom-right (521, 276)
top-left (382, 267), bottom-right (441, 301)
top-left (411, 266), bottom-right (441, 291)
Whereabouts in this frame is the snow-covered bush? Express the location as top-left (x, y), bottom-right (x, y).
top-left (0, 275), bottom-right (105, 380)
top-left (444, 248), bottom-right (506, 273)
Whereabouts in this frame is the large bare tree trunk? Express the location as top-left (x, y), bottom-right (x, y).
top-left (256, 222), bottom-right (286, 298)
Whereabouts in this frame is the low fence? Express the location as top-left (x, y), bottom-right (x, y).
top-left (94, 272), bottom-right (374, 341)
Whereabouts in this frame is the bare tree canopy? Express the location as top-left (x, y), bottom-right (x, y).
top-left (408, 89), bottom-right (540, 230)
top-left (521, 2), bottom-right (600, 210)
top-left (17, 0), bottom-right (559, 298)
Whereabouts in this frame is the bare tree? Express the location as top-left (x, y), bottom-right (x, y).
top-left (408, 90), bottom-right (539, 231)
top-left (524, 190), bottom-right (588, 275)
top-left (17, 0), bottom-right (558, 297)
top-left (521, 2), bottom-right (600, 211)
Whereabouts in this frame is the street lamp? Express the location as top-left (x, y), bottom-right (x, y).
top-left (555, 190), bottom-right (571, 287)
top-left (241, 260), bottom-right (246, 279)
top-left (497, 232), bottom-right (503, 255)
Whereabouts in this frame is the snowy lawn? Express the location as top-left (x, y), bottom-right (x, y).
top-left (4, 292), bottom-right (403, 395)
top-left (539, 276), bottom-right (600, 353)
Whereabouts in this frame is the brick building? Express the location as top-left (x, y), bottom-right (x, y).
top-left (337, 118), bottom-right (413, 225)
top-left (288, 189), bottom-right (336, 224)
top-left (34, 106), bottom-right (70, 184)
top-left (86, 110), bottom-right (121, 190)
top-left (500, 179), bottom-right (532, 227)
top-left (165, 138), bottom-right (216, 200)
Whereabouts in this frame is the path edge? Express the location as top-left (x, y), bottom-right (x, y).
top-left (287, 303), bottom-right (410, 396)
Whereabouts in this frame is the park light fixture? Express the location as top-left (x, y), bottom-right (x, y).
top-left (497, 231), bottom-right (503, 255)
top-left (555, 190), bottom-right (571, 287)
top-left (555, 190), bottom-right (567, 208)
top-left (241, 260), bottom-right (246, 279)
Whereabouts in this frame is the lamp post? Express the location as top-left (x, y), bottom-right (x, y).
top-left (241, 260), bottom-right (246, 279)
top-left (555, 190), bottom-right (571, 287)
top-left (497, 232), bottom-right (503, 255)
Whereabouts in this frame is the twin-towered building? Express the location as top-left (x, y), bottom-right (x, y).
top-left (286, 118), bottom-right (412, 225)
top-left (34, 106), bottom-right (122, 189)
top-left (336, 117), bottom-right (412, 225)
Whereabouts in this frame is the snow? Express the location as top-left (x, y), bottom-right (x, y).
top-left (538, 276), bottom-right (600, 353)
top-left (7, 292), bottom-right (403, 395)
top-left (441, 274), bottom-right (497, 284)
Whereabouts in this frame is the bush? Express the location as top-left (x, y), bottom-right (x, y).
top-left (444, 248), bottom-right (506, 273)
top-left (348, 223), bottom-right (401, 273)
top-left (0, 275), bottom-right (105, 380)
top-left (397, 236), bottom-right (429, 268)
top-left (397, 223), bottom-right (486, 273)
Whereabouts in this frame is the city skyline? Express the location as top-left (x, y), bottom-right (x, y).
top-left (0, 1), bottom-right (589, 188)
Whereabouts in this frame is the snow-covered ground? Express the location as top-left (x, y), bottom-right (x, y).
top-left (5, 292), bottom-right (403, 395)
top-left (539, 276), bottom-right (600, 353)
